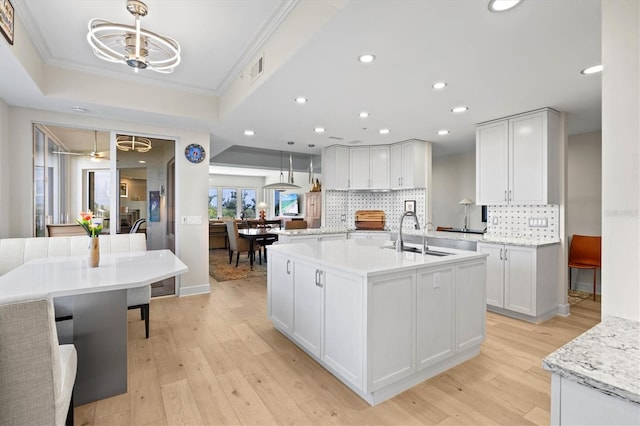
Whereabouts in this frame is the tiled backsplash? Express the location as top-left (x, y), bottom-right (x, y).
top-left (486, 205), bottom-right (559, 240)
top-left (325, 191), bottom-right (559, 241)
top-left (325, 189), bottom-right (427, 230)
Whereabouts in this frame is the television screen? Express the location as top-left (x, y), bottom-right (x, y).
top-left (280, 193), bottom-right (299, 216)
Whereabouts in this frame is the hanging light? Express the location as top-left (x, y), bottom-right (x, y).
top-left (87, 0), bottom-right (181, 74)
top-left (116, 135), bottom-right (152, 152)
top-left (263, 151), bottom-right (300, 190)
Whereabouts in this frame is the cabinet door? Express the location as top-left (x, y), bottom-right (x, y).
top-left (267, 252), bottom-right (294, 332)
top-left (369, 146), bottom-right (389, 189)
top-left (349, 147), bottom-right (370, 189)
top-left (369, 270), bottom-right (416, 391)
top-left (389, 143), bottom-right (403, 189)
top-left (323, 145), bottom-right (350, 190)
top-left (504, 245), bottom-right (536, 315)
top-left (417, 266), bottom-right (454, 369)
top-left (455, 260), bottom-right (486, 352)
top-left (509, 111), bottom-right (546, 204)
top-left (476, 120), bottom-right (509, 205)
top-left (305, 192), bottom-right (321, 228)
top-left (477, 242), bottom-right (504, 308)
top-left (292, 259), bottom-right (322, 356)
top-left (322, 269), bottom-right (363, 390)
top-left (399, 142), bottom-right (416, 188)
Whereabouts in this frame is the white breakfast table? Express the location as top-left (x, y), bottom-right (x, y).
top-left (0, 249), bottom-right (188, 405)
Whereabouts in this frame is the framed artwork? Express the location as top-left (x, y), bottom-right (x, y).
top-left (404, 200), bottom-right (416, 213)
top-left (119, 183), bottom-right (128, 198)
top-left (149, 191), bottom-right (160, 222)
top-left (0, 0), bottom-right (14, 45)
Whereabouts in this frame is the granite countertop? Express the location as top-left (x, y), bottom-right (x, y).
top-left (398, 230), bottom-right (560, 247)
top-left (272, 227), bottom-right (348, 236)
top-left (268, 238), bottom-right (487, 277)
top-left (542, 316), bottom-right (640, 404)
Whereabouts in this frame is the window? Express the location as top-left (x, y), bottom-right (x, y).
top-left (241, 189), bottom-right (256, 218)
top-left (208, 188), bottom-right (218, 219)
top-left (208, 186), bottom-right (259, 219)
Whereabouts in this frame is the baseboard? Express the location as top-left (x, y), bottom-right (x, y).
top-left (178, 283), bottom-right (211, 297)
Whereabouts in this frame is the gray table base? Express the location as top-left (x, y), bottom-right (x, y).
top-left (56, 290), bottom-right (128, 405)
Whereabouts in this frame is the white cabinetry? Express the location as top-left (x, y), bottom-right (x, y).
top-left (267, 252), bottom-right (294, 332)
top-left (477, 242), bottom-right (559, 322)
top-left (323, 145), bottom-right (350, 190)
top-left (476, 108), bottom-right (560, 205)
top-left (350, 146), bottom-right (389, 190)
top-left (390, 140), bottom-right (427, 189)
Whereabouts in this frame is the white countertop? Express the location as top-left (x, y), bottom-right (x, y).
top-left (269, 238), bottom-right (487, 277)
top-left (273, 227), bottom-right (349, 236)
top-left (0, 249), bottom-right (188, 299)
top-left (399, 229), bottom-right (560, 247)
top-left (543, 316), bottom-right (640, 404)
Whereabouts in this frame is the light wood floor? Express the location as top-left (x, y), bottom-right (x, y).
top-left (75, 277), bottom-right (601, 425)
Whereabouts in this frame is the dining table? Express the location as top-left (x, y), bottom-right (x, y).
top-left (238, 228), bottom-right (279, 267)
top-left (0, 249), bottom-right (188, 405)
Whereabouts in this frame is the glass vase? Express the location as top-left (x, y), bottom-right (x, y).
top-left (89, 236), bottom-right (100, 268)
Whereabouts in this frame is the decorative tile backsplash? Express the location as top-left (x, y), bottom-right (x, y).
top-left (325, 189), bottom-right (427, 230)
top-left (486, 205), bottom-right (559, 240)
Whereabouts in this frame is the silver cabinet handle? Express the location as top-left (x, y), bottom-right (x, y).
top-left (315, 269), bottom-right (324, 288)
top-left (504, 190), bottom-right (507, 202)
top-left (286, 259), bottom-right (291, 275)
top-left (509, 190), bottom-right (512, 202)
top-left (499, 248), bottom-right (503, 260)
top-left (504, 248), bottom-right (508, 261)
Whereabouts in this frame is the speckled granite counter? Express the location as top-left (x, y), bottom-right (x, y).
top-left (543, 316), bottom-right (640, 404)
top-left (397, 229), bottom-right (560, 247)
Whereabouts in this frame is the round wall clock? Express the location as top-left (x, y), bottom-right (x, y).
top-left (184, 143), bottom-right (206, 163)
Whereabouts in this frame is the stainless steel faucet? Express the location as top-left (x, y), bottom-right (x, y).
top-left (396, 211), bottom-right (420, 252)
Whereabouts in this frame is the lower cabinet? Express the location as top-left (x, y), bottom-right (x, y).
top-left (477, 242), bottom-right (559, 322)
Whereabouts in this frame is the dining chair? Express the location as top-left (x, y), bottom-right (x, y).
top-left (285, 220), bottom-right (308, 230)
top-left (129, 218), bottom-right (146, 234)
top-left (0, 294), bottom-right (77, 426)
top-left (225, 220), bottom-right (262, 267)
top-left (568, 235), bottom-right (602, 300)
top-left (47, 224), bottom-right (86, 237)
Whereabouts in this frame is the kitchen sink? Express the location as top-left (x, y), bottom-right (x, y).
top-left (381, 245), bottom-right (451, 256)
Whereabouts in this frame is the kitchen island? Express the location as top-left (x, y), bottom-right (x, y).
top-left (267, 238), bottom-right (487, 405)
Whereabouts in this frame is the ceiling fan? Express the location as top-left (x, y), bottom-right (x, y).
top-left (53, 130), bottom-right (108, 160)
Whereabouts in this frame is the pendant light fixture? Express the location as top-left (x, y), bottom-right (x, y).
top-left (263, 151), bottom-right (300, 190)
top-left (87, 0), bottom-right (181, 74)
top-left (116, 135), bottom-right (152, 152)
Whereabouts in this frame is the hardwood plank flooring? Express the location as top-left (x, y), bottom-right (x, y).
top-left (75, 277), bottom-right (600, 425)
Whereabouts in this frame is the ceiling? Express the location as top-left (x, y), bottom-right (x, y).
top-left (1, 0), bottom-right (602, 169)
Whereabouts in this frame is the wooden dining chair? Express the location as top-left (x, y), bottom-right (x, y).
top-left (225, 221), bottom-right (262, 267)
top-left (568, 235), bottom-right (602, 300)
top-left (47, 224), bottom-right (86, 237)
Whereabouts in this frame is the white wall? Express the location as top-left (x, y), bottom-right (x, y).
top-left (0, 99), bottom-right (9, 239)
top-left (567, 131), bottom-right (603, 292)
top-left (601, 0), bottom-right (639, 321)
top-left (6, 107), bottom-right (210, 296)
top-left (432, 151), bottom-right (484, 230)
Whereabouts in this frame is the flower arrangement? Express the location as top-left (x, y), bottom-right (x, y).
top-left (77, 211), bottom-right (103, 237)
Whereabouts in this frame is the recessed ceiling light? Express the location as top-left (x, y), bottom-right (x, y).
top-left (72, 106), bottom-right (88, 113)
top-left (308, 144), bottom-right (315, 148)
top-left (451, 106), bottom-right (469, 113)
top-left (437, 130), bottom-right (450, 135)
top-left (358, 53), bottom-right (376, 63)
top-left (294, 97), bottom-right (308, 104)
top-left (244, 130), bottom-right (255, 136)
top-left (488, 0), bottom-right (524, 13)
top-left (359, 111), bottom-right (369, 118)
top-left (581, 64), bottom-right (603, 75)
top-left (287, 141), bottom-right (294, 145)
top-left (138, 160), bottom-right (146, 164)
top-left (379, 128), bottom-right (390, 135)
top-left (432, 82), bottom-right (447, 90)
top-left (314, 127), bottom-right (326, 133)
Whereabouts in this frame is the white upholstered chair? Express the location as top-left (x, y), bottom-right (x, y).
top-left (0, 294), bottom-right (77, 426)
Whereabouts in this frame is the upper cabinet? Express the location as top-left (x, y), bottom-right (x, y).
top-left (349, 146), bottom-right (389, 190)
top-left (390, 140), bottom-right (427, 189)
top-left (476, 108), bottom-right (561, 205)
top-left (323, 145), bottom-right (350, 190)
top-left (323, 140), bottom-right (429, 191)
